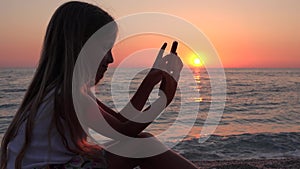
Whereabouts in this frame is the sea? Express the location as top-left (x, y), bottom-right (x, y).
top-left (0, 68), bottom-right (299, 161)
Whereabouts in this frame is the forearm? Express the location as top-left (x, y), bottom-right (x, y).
top-left (159, 73), bottom-right (178, 105)
top-left (117, 95), bottom-right (168, 137)
top-left (116, 75), bottom-right (177, 137)
top-left (96, 75), bottom-right (177, 137)
top-left (120, 74), bottom-right (157, 115)
top-left (89, 96), bottom-right (166, 138)
top-left (96, 99), bottom-right (128, 122)
top-left (96, 74), bottom-right (158, 125)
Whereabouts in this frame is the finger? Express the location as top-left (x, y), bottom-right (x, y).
top-left (158, 43), bottom-right (167, 59)
top-left (153, 43), bottom-right (167, 69)
top-left (170, 41), bottom-right (178, 54)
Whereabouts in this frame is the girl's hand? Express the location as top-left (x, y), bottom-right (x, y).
top-left (146, 42), bottom-right (183, 86)
top-left (124, 42), bottom-right (182, 114)
top-left (161, 52), bottom-right (183, 82)
top-left (158, 42), bottom-right (183, 105)
top-left (143, 43), bottom-right (168, 86)
top-left (153, 41), bottom-right (183, 82)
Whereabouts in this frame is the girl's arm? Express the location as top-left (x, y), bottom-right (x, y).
top-left (96, 100), bottom-right (127, 122)
top-left (92, 70), bottom-right (177, 138)
top-left (96, 44), bottom-right (168, 123)
top-left (85, 78), bottom-right (176, 138)
top-left (96, 70), bottom-right (160, 123)
top-left (85, 42), bottom-right (182, 138)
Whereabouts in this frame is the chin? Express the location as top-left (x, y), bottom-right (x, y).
top-left (95, 74), bottom-right (104, 85)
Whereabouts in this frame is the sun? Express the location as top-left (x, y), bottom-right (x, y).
top-left (186, 52), bottom-right (204, 68)
top-left (189, 54), bottom-right (203, 67)
top-left (193, 58), bottom-right (201, 65)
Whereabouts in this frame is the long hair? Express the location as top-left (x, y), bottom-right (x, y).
top-left (0, 2), bottom-right (115, 169)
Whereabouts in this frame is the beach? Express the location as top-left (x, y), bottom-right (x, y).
top-left (1, 68), bottom-right (300, 168)
top-left (1, 1), bottom-right (300, 168)
top-left (194, 158), bottom-right (300, 169)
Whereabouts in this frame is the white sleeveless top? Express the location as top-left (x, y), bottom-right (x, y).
top-left (7, 91), bottom-right (76, 169)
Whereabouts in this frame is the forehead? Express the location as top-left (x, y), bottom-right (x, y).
top-left (89, 21), bottom-right (118, 47)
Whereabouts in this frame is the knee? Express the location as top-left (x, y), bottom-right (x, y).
top-left (138, 132), bottom-right (154, 138)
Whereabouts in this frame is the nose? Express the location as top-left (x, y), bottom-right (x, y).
top-left (107, 50), bottom-right (114, 64)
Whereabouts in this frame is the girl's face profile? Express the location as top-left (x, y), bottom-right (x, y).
top-left (94, 25), bottom-right (117, 85)
top-left (95, 50), bottom-right (114, 84)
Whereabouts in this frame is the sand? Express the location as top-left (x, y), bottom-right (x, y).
top-left (193, 158), bottom-right (300, 169)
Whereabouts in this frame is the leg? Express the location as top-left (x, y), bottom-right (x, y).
top-left (105, 151), bottom-right (150, 169)
top-left (104, 132), bottom-right (154, 169)
top-left (142, 149), bottom-right (198, 169)
top-left (105, 132), bottom-right (198, 169)
top-left (137, 133), bottom-right (198, 169)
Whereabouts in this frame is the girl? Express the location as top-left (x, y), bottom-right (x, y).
top-left (0, 1), bottom-right (198, 169)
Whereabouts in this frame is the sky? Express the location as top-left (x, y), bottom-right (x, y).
top-left (0, 0), bottom-right (299, 68)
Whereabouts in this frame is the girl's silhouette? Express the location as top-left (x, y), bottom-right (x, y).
top-left (0, 1), bottom-right (198, 169)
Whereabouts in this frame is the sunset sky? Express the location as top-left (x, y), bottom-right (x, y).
top-left (0, 0), bottom-right (299, 68)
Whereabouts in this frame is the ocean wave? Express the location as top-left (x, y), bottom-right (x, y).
top-left (173, 132), bottom-right (300, 161)
top-left (0, 88), bottom-right (27, 93)
top-left (0, 103), bottom-right (18, 109)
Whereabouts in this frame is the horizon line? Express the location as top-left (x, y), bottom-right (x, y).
top-left (0, 66), bottom-right (300, 69)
